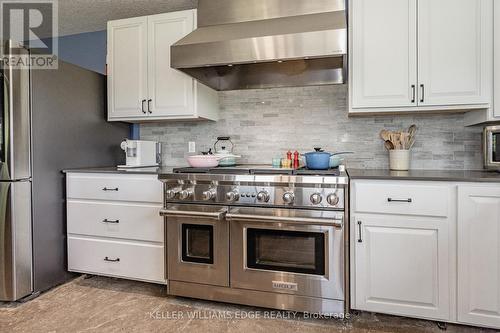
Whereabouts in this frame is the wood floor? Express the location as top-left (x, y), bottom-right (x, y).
top-left (0, 276), bottom-right (494, 333)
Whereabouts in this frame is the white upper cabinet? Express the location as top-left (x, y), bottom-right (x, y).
top-left (350, 0), bottom-right (417, 109)
top-left (107, 10), bottom-right (218, 122)
top-left (107, 17), bottom-right (148, 119)
top-left (418, 0), bottom-right (492, 107)
top-left (465, 0), bottom-right (500, 124)
top-left (458, 185), bottom-right (500, 329)
top-left (349, 0), bottom-right (493, 114)
top-left (147, 12), bottom-right (194, 118)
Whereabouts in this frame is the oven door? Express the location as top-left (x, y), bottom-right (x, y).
top-left (227, 207), bottom-right (344, 300)
top-left (161, 204), bottom-right (229, 287)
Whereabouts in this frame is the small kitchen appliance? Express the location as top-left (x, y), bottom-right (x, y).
top-left (119, 140), bottom-right (161, 168)
top-left (484, 125), bottom-right (500, 171)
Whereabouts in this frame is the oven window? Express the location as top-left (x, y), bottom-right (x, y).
top-left (246, 228), bottom-right (325, 275)
top-left (493, 132), bottom-right (499, 162)
top-left (182, 224), bottom-right (214, 264)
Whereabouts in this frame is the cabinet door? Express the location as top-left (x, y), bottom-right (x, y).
top-left (458, 186), bottom-right (500, 328)
top-left (418, 0), bottom-right (493, 107)
top-left (350, 0), bottom-right (417, 109)
top-left (353, 214), bottom-right (451, 320)
top-left (147, 10), bottom-right (195, 118)
top-left (107, 17), bottom-right (148, 120)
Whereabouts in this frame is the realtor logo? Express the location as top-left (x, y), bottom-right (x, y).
top-left (0, 0), bottom-right (58, 69)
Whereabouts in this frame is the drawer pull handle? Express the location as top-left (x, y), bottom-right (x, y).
top-left (102, 219), bottom-right (120, 224)
top-left (104, 257), bottom-right (120, 262)
top-left (102, 187), bottom-right (119, 192)
top-left (357, 221), bottom-right (363, 243)
top-left (388, 198), bottom-right (412, 203)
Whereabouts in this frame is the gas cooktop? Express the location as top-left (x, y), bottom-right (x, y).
top-left (173, 164), bottom-right (342, 176)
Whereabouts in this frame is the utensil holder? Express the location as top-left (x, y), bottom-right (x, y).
top-left (389, 150), bottom-right (410, 171)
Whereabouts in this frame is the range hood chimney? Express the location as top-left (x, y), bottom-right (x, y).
top-left (171, 0), bottom-right (347, 91)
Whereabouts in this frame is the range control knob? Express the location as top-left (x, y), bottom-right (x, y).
top-left (202, 189), bottom-right (216, 201)
top-left (310, 193), bottom-right (323, 205)
top-left (256, 191), bottom-right (270, 203)
top-left (226, 190), bottom-right (240, 202)
top-left (327, 193), bottom-right (340, 206)
top-left (166, 189), bottom-right (178, 200)
top-left (283, 192), bottom-right (295, 204)
top-left (179, 189), bottom-right (192, 200)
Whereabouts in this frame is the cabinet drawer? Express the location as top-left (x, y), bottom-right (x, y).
top-left (68, 236), bottom-right (165, 283)
top-left (67, 200), bottom-right (163, 242)
top-left (67, 173), bottom-right (162, 203)
top-left (353, 181), bottom-right (449, 217)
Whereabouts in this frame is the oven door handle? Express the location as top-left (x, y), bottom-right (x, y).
top-left (226, 213), bottom-right (343, 229)
top-left (160, 208), bottom-right (227, 221)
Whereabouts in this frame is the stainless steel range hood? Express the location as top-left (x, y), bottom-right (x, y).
top-left (171, 0), bottom-right (347, 91)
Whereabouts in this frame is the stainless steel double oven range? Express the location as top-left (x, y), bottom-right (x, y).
top-left (159, 166), bottom-right (349, 314)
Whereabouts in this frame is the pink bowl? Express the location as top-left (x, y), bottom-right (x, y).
top-left (186, 155), bottom-right (220, 168)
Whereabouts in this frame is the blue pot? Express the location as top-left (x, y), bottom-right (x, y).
top-left (304, 149), bottom-right (332, 170)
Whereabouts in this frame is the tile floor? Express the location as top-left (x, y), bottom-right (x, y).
top-left (0, 276), bottom-right (494, 333)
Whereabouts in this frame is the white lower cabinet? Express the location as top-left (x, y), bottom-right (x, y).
top-left (351, 180), bottom-right (500, 330)
top-left (457, 185), bottom-right (500, 328)
top-left (351, 180), bottom-right (455, 321)
top-left (68, 236), bottom-right (165, 283)
top-left (66, 172), bottom-right (166, 284)
top-left (353, 214), bottom-right (451, 320)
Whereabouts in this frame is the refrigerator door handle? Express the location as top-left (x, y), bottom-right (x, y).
top-left (0, 41), bottom-right (32, 181)
top-left (0, 57), bottom-right (10, 177)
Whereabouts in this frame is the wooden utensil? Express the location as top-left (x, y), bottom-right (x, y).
top-left (380, 129), bottom-right (391, 142)
top-left (408, 124), bottom-right (417, 137)
top-left (407, 125), bottom-right (417, 149)
top-left (384, 140), bottom-right (395, 150)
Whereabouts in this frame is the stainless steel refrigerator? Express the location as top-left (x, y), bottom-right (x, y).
top-left (0, 40), bottom-right (129, 301)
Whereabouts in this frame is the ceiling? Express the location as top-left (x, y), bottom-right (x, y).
top-left (57, 0), bottom-right (197, 36)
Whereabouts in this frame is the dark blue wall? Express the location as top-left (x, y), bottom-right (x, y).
top-left (44, 30), bottom-right (107, 74)
top-left (44, 30), bottom-right (140, 137)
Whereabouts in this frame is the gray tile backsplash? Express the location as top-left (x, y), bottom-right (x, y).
top-left (141, 85), bottom-right (484, 170)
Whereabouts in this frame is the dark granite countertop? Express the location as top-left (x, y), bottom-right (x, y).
top-left (347, 169), bottom-right (500, 183)
top-left (63, 166), bottom-right (500, 183)
top-left (62, 166), bottom-right (176, 175)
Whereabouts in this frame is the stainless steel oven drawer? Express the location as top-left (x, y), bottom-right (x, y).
top-left (162, 204), bottom-right (229, 287)
top-left (227, 207), bottom-right (344, 300)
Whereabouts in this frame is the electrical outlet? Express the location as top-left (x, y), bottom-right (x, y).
top-left (188, 141), bottom-right (196, 153)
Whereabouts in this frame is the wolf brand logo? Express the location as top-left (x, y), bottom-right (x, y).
top-left (272, 281), bottom-right (298, 291)
top-left (0, 0), bottom-right (58, 69)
